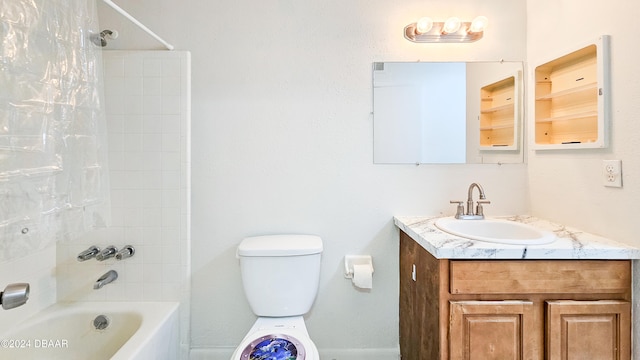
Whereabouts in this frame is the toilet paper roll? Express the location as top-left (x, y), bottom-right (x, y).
top-left (352, 263), bottom-right (373, 289)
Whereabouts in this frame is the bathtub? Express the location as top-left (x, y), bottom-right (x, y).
top-left (0, 301), bottom-right (179, 360)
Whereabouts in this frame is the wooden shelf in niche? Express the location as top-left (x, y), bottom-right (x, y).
top-left (534, 35), bottom-right (610, 149)
top-left (479, 75), bottom-right (518, 150)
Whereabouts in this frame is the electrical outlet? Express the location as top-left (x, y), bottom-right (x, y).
top-left (603, 160), bottom-right (622, 188)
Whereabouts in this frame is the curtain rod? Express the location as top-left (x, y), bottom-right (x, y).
top-left (102, 0), bottom-right (174, 50)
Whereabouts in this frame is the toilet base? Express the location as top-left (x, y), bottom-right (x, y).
top-left (230, 316), bottom-right (318, 360)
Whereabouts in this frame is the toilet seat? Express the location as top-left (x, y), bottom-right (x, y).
top-left (231, 317), bottom-right (318, 360)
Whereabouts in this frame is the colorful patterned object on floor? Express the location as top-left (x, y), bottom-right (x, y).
top-left (250, 338), bottom-right (298, 360)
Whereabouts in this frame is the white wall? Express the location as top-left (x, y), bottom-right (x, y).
top-left (526, 1), bottom-right (640, 356)
top-left (98, 0), bottom-right (528, 357)
top-left (526, 0), bottom-right (640, 246)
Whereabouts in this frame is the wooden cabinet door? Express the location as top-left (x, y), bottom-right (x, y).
top-left (546, 300), bottom-right (630, 360)
top-left (450, 300), bottom-right (536, 360)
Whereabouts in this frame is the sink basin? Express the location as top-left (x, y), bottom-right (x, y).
top-left (434, 217), bottom-right (556, 245)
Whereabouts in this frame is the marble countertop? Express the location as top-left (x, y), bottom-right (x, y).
top-left (394, 215), bottom-right (640, 259)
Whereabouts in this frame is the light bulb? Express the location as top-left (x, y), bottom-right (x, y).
top-left (442, 17), bottom-right (462, 34)
top-left (415, 17), bottom-right (433, 34)
top-left (469, 16), bottom-right (488, 33)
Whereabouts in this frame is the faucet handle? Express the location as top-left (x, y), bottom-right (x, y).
top-left (449, 201), bottom-right (465, 219)
top-left (476, 200), bottom-right (491, 217)
top-left (115, 245), bottom-right (135, 260)
top-left (77, 246), bottom-right (100, 262)
top-left (96, 246), bottom-right (118, 261)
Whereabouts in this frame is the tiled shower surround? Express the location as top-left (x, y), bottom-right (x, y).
top-left (56, 50), bottom-right (191, 354)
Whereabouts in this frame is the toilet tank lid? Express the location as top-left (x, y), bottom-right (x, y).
top-left (238, 234), bottom-right (323, 257)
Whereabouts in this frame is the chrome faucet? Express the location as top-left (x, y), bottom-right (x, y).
top-left (466, 183), bottom-right (487, 216)
top-left (450, 183), bottom-right (490, 220)
top-left (94, 270), bottom-right (118, 290)
top-left (77, 246), bottom-right (101, 261)
top-left (95, 246), bottom-right (118, 261)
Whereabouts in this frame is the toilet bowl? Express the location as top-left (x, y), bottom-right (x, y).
top-left (231, 234), bottom-right (323, 360)
top-left (230, 316), bottom-right (319, 360)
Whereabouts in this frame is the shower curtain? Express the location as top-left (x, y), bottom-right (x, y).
top-left (0, 0), bottom-right (110, 260)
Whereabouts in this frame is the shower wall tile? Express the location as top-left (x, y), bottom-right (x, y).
top-left (143, 59), bottom-right (163, 76)
top-left (57, 51), bottom-right (190, 307)
top-left (124, 57), bottom-right (143, 77)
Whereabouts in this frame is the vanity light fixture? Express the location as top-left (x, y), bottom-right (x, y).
top-left (404, 15), bottom-right (488, 43)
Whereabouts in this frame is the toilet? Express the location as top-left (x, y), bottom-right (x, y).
top-left (231, 234), bottom-right (323, 360)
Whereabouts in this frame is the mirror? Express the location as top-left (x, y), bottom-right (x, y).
top-left (372, 61), bottom-right (524, 164)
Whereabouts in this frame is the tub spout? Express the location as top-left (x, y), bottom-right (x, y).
top-left (94, 270), bottom-right (118, 290)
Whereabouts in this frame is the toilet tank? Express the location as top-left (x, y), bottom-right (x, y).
top-left (237, 234), bottom-right (323, 317)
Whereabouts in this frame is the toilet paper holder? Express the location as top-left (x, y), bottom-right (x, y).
top-left (344, 255), bottom-right (374, 279)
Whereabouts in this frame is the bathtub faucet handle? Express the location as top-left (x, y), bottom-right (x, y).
top-left (116, 245), bottom-right (135, 260)
top-left (96, 246), bottom-right (118, 261)
top-left (77, 246), bottom-right (101, 261)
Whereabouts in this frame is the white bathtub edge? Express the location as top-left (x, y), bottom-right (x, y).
top-left (108, 301), bottom-right (180, 360)
top-left (0, 301), bottom-right (180, 360)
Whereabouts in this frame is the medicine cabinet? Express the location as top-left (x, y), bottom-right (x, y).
top-left (533, 35), bottom-right (610, 149)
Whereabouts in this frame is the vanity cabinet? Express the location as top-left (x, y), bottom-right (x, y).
top-left (399, 231), bottom-right (631, 360)
top-left (480, 75), bottom-right (518, 149)
top-left (449, 300), bottom-right (535, 359)
top-left (533, 35), bottom-right (610, 149)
